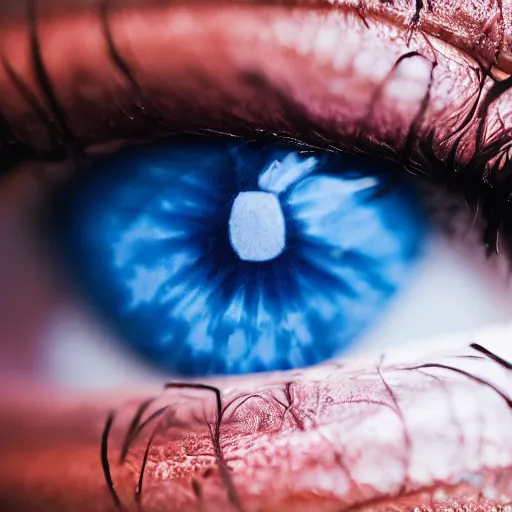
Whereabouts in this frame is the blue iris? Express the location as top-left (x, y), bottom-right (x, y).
top-left (57, 137), bottom-right (426, 376)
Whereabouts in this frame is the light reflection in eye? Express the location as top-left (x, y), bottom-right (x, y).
top-left (51, 137), bottom-right (426, 376)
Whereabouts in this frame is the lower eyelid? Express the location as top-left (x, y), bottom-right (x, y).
top-left (1, 332), bottom-right (512, 512)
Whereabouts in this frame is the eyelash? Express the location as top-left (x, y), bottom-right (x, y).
top-left (101, 342), bottom-right (512, 511)
top-left (1, 3), bottom-right (512, 258)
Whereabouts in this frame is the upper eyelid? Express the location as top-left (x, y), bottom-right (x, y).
top-left (1, 3), bottom-right (512, 230)
top-left (0, 4), bottom-right (508, 154)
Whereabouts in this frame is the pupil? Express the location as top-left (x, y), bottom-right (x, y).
top-left (228, 191), bottom-right (286, 262)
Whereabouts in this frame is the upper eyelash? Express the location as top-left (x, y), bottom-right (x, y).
top-left (2, 2), bottom-right (512, 255)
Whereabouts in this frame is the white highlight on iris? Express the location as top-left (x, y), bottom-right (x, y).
top-left (228, 191), bottom-right (286, 262)
top-left (258, 153), bottom-right (318, 194)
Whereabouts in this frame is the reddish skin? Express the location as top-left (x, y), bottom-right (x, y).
top-left (2, 352), bottom-right (512, 511)
top-left (0, 0), bottom-right (511, 76)
top-left (0, 1), bottom-right (511, 166)
top-left (0, 1), bottom-right (512, 511)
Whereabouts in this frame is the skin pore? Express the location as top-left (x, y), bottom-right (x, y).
top-left (1, 0), bottom-right (512, 511)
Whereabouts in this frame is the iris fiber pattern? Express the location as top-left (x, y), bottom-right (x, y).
top-left (58, 138), bottom-right (426, 376)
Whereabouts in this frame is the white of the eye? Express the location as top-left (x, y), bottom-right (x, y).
top-left (350, 231), bottom-right (512, 356)
top-left (228, 191), bottom-right (286, 262)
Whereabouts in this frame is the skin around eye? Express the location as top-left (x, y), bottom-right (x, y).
top-left (1, 1), bottom-right (512, 512)
top-left (0, 0), bottom-right (511, 176)
top-left (1, 330), bottom-right (512, 511)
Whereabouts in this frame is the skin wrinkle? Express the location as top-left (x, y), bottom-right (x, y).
top-left (343, 0), bottom-right (509, 75)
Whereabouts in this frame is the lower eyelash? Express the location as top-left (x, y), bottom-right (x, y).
top-left (101, 341), bottom-right (512, 512)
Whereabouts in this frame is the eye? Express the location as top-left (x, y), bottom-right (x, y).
top-left (2, 3), bottom-right (512, 512)
top-left (1, 0), bottom-right (511, 384)
top-left (52, 137), bottom-right (426, 376)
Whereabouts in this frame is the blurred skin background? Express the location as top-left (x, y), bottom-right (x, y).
top-left (1, 0), bottom-right (512, 511)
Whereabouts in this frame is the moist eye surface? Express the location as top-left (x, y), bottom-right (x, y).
top-left (55, 136), bottom-right (427, 376)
